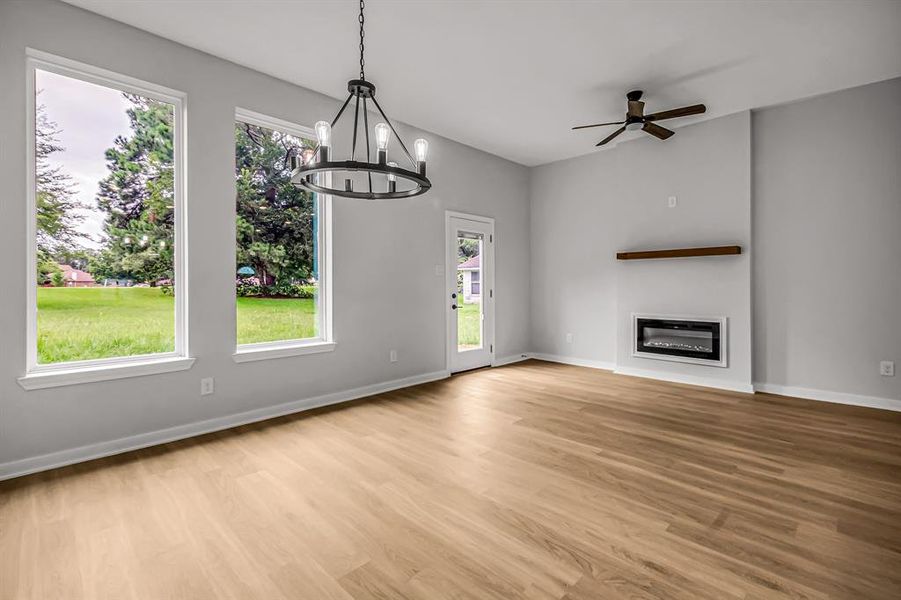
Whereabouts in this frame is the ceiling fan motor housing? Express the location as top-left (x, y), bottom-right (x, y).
top-left (626, 90), bottom-right (645, 129)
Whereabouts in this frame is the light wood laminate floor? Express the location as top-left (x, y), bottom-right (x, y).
top-left (2, 360), bottom-right (901, 599)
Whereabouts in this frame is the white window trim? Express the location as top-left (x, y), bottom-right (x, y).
top-left (232, 108), bottom-right (334, 362)
top-left (19, 49), bottom-right (191, 390)
top-left (18, 357), bottom-right (196, 391)
top-left (233, 340), bottom-right (336, 363)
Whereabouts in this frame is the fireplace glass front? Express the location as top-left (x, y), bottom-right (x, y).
top-left (635, 317), bottom-right (723, 364)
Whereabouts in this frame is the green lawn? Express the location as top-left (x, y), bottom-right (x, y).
top-left (37, 287), bottom-right (318, 364)
top-left (236, 296), bottom-right (317, 345)
top-left (37, 287), bottom-right (176, 363)
top-left (36, 287), bottom-right (481, 364)
top-left (457, 300), bottom-right (482, 350)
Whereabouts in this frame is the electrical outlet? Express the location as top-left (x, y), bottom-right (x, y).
top-left (389, 349), bottom-right (398, 363)
top-left (200, 377), bottom-right (214, 395)
top-left (667, 196), bottom-right (677, 208)
top-left (880, 361), bottom-right (895, 377)
top-left (565, 333), bottom-right (573, 344)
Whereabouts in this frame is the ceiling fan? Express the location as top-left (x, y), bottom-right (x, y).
top-left (573, 90), bottom-right (706, 146)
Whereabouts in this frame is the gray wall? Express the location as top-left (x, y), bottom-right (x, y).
top-left (530, 112), bottom-right (752, 389)
top-left (531, 79), bottom-right (900, 401)
top-left (0, 0), bottom-right (531, 466)
top-left (529, 150), bottom-right (619, 365)
top-left (753, 78), bottom-right (901, 400)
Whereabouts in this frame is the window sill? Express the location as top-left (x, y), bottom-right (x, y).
top-left (18, 356), bottom-right (196, 391)
top-left (233, 340), bottom-right (336, 363)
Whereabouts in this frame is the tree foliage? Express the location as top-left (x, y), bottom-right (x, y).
top-left (235, 122), bottom-right (317, 288)
top-left (37, 91), bottom-right (318, 294)
top-left (35, 100), bottom-right (84, 257)
top-left (92, 95), bottom-right (175, 284)
top-left (458, 238), bottom-right (480, 263)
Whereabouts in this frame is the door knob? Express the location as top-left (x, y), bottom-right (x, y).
top-left (451, 304), bottom-right (457, 310)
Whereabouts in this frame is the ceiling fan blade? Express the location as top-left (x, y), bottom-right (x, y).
top-left (642, 122), bottom-right (675, 140)
top-left (572, 120), bottom-right (625, 130)
top-left (596, 126), bottom-right (627, 146)
top-left (644, 104), bottom-right (706, 121)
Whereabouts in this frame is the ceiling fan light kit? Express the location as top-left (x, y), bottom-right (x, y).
top-left (573, 90), bottom-right (707, 147)
top-left (291, 0), bottom-right (432, 200)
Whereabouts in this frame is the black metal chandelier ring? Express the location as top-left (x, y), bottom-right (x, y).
top-left (290, 1), bottom-right (432, 201)
top-left (295, 160), bottom-right (431, 200)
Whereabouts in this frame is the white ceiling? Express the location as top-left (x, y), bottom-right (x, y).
top-left (64, 0), bottom-right (901, 166)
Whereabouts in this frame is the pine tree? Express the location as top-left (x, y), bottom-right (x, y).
top-left (93, 94), bottom-right (175, 284)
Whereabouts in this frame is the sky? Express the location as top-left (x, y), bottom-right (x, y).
top-left (36, 69), bottom-right (134, 250)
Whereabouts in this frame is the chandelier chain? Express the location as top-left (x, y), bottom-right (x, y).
top-left (359, 0), bottom-right (365, 79)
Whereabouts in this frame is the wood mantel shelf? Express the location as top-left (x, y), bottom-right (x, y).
top-left (616, 245), bottom-right (742, 260)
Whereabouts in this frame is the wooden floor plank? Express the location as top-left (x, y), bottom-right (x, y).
top-left (2, 360), bottom-right (900, 599)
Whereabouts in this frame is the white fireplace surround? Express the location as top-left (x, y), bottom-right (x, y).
top-left (631, 313), bottom-right (729, 368)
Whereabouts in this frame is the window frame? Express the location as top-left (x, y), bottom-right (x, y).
top-left (232, 108), bottom-right (334, 363)
top-left (19, 49), bottom-right (192, 389)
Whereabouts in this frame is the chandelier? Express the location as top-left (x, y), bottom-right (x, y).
top-left (291, 0), bottom-right (432, 200)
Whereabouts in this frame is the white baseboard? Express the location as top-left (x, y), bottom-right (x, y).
top-left (0, 369), bottom-right (450, 482)
top-left (754, 382), bottom-right (901, 413)
top-left (614, 366), bottom-right (754, 393)
top-left (493, 353), bottom-right (530, 367)
top-left (530, 353), bottom-right (616, 371)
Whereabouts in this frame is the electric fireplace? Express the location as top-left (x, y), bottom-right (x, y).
top-left (632, 314), bottom-right (727, 367)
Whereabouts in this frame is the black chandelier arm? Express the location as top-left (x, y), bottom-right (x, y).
top-left (362, 97), bottom-right (373, 193)
top-left (350, 93), bottom-right (361, 161)
top-left (331, 92), bottom-right (354, 129)
top-left (370, 95), bottom-right (418, 169)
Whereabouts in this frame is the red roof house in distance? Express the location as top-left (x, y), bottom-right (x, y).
top-left (59, 264), bottom-right (96, 287)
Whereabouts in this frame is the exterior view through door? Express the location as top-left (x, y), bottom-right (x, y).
top-left (446, 212), bottom-right (494, 373)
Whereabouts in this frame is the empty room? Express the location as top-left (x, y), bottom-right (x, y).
top-left (2, 0), bottom-right (901, 598)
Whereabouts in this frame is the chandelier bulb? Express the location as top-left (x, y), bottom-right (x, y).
top-left (375, 123), bottom-right (390, 151)
top-left (314, 121), bottom-right (331, 148)
top-left (414, 138), bottom-right (429, 163)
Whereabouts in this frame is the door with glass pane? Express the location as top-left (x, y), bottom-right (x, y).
top-left (446, 213), bottom-right (494, 373)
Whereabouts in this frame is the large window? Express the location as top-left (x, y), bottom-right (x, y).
top-left (234, 109), bottom-right (332, 358)
top-left (25, 52), bottom-right (187, 379)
